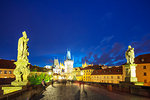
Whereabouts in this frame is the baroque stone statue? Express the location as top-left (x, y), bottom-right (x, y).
top-left (17, 31), bottom-right (29, 62)
top-left (11, 31), bottom-right (30, 86)
top-left (125, 45), bottom-right (135, 64)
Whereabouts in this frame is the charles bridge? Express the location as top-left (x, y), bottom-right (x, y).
top-left (0, 81), bottom-right (150, 100)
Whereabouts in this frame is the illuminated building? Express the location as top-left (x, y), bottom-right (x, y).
top-left (0, 59), bottom-right (50, 79)
top-left (0, 59), bottom-right (15, 78)
top-left (72, 67), bottom-right (83, 81)
top-left (64, 50), bottom-right (74, 73)
top-left (44, 65), bottom-right (52, 69)
top-left (53, 59), bottom-right (61, 74)
top-left (81, 65), bottom-right (102, 82)
top-left (135, 54), bottom-right (150, 86)
top-left (64, 50), bottom-right (74, 80)
top-left (91, 66), bottom-right (125, 83)
top-left (82, 61), bottom-right (88, 68)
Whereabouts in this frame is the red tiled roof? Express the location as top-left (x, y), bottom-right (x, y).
top-left (0, 59), bottom-right (16, 69)
top-left (91, 66), bottom-right (123, 75)
top-left (81, 65), bottom-right (102, 70)
top-left (135, 54), bottom-right (150, 64)
top-left (0, 59), bottom-right (49, 72)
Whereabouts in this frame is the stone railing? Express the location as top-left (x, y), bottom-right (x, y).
top-left (0, 82), bottom-right (51, 100)
top-left (82, 82), bottom-right (150, 98)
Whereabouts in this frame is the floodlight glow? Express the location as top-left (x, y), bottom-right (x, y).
top-left (59, 76), bottom-right (62, 80)
top-left (48, 72), bottom-right (52, 75)
top-left (81, 71), bottom-right (84, 75)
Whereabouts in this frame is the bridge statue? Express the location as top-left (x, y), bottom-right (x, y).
top-left (125, 45), bottom-right (135, 64)
top-left (11, 31), bottom-right (30, 86)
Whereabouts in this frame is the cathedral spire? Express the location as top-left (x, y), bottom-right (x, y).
top-left (66, 49), bottom-right (71, 60)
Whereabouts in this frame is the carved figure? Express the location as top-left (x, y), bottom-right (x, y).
top-left (125, 45), bottom-right (135, 64)
top-left (12, 31), bottom-right (30, 85)
top-left (17, 31), bottom-right (29, 61)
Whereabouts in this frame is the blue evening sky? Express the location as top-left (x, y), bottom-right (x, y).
top-left (0, 0), bottom-right (150, 67)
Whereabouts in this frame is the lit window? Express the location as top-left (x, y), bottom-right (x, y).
top-left (0, 70), bottom-right (2, 74)
top-left (4, 71), bottom-right (7, 74)
top-left (141, 59), bottom-right (144, 62)
top-left (143, 66), bottom-right (146, 69)
top-left (144, 72), bottom-right (147, 76)
top-left (111, 76), bottom-right (113, 79)
top-left (9, 71), bottom-right (12, 74)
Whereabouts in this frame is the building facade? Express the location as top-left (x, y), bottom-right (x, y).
top-left (81, 65), bottom-right (102, 82)
top-left (91, 66), bottom-right (125, 84)
top-left (135, 54), bottom-right (150, 86)
top-left (0, 59), bottom-right (15, 78)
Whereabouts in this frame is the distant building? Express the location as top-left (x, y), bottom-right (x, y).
top-left (72, 67), bottom-right (83, 81)
top-left (64, 50), bottom-right (74, 74)
top-left (81, 65), bottom-right (102, 82)
top-left (82, 61), bottom-right (88, 68)
top-left (0, 59), bottom-right (50, 78)
top-left (0, 59), bottom-right (15, 78)
top-left (53, 59), bottom-right (61, 74)
top-left (91, 66), bottom-right (125, 84)
top-left (44, 65), bottom-right (52, 69)
top-left (64, 50), bottom-right (74, 80)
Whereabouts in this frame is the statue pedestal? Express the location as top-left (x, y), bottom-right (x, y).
top-left (123, 64), bottom-right (144, 86)
top-left (124, 64), bottom-right (137, 82)
top-left (11, 81), bottom-right (28, 86)
top-left (2, 86), bottom-right (22, 95)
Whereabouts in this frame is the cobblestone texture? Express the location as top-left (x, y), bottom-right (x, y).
top-left (38, 83), bottom-right (150, 100)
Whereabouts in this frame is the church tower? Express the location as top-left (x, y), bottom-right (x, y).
top-left (64, 50), bottom-right (74, 74)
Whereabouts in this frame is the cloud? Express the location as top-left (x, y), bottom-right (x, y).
top-left (83, 42), bottom-right (125, 66)
top-left (131, 34), bottom-right (150, 55)
top-left (82, 33), bottom-right (150, 66)
top-left (95, 35), bottom-right (114, 50)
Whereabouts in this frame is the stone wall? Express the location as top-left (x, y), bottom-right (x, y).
top-left (84, 82), bottom-right (150, 98)
top-left (0, 82), bottom-right (51, 100)
top-left (0, 78), bottom-right (15, 85)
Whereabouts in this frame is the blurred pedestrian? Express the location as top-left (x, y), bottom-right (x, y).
top-left (41, 79), bottom-right (46, 91)
top-left (52, 79), bottom-right (54, 87)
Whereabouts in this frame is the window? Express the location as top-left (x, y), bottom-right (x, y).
top-left (143, 66), bottom-right (146, 69)
top-left (144, 80), bottom-right (147, 83)
top-left (111, 76), bottom-right (113, 79)
top-left (141, 59), bottom-right (144, 62)
top-left (144, 72), bottom-right (147, 76)
top-left (4, 71), bottom-right (7, 74)
top-left (0, 70), bottom-right (2, 74)
top-left (9, 71), bottom-right (12, 74)
top-left (117, 76), bottom-right (120, 79)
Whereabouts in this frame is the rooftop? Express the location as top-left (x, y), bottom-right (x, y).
top-left (91, 66), bottom-right (123, 75)
top-left (135, 54), bottom-right (150, 64)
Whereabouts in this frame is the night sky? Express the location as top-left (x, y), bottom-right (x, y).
top-left (0, 0), bottom-right (150, 67)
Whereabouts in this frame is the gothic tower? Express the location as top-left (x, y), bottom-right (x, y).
top-left (64, 50), bottom-right (74, 74)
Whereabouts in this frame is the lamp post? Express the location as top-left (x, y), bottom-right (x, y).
top-left (80, 71), bottom-right (84, 81)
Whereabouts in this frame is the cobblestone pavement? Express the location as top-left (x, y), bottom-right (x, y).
top-left (38, 83), bottom-right (150, 100)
